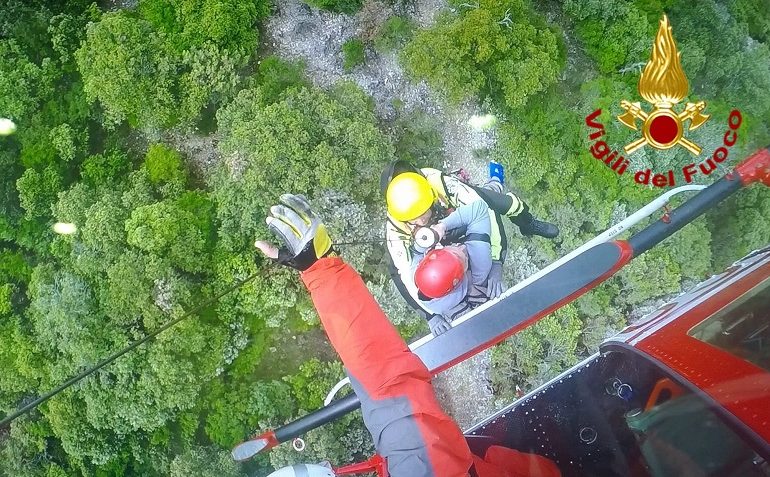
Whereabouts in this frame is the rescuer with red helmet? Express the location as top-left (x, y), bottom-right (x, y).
top-left (381, 161), bottom-right (559, 336)
top-left (410, 198), bottom-right (494, 320)
top-left (255, 193), bottom-right (561, 477)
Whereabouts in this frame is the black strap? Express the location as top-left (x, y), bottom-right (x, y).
top-left (464, 232), bottom-right (490, 243)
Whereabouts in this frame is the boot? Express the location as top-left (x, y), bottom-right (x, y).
top-left (514, 210), bottom-right (560, 239)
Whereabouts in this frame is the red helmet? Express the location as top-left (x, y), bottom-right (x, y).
top-left (415, 248), bottom-right (465, 299)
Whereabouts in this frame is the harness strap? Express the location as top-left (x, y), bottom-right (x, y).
top-left (463, 232), bottom-right (491, 243)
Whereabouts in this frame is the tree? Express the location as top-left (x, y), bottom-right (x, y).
top-left (125, 200), bottom-right (210, 273)
top-left (0, 417), bottom-right (58, 477)
top-left (669, 0), bottom-right (770, 120)
top-left (214, 81), bottom-right (394, 250)
top-left (49, 123), bottom-right (88, 162)
top-left (0, 149), bottom-right (25, 241)
top-left (177, 43), bottom-right (242, 124)
top-left (563, 0), bottom-right (652, 74)
top-left (169, 447), bottom-right (246, 477)
top-left (204, 379), bottom-right (295, 448)
top-left (139, 0), bottom-right (269, 54)
top-left (76, 12), bottom-right (178, 129)
top-left (80, 149), bottom-right (131, 186)
top-left (728, 0), bottom-right (770, 42)
top-left (491, 305), bottom-right (582, 397)
top-left (48, 5), bottom-right (102, 69)
top-left (709, 188), bottom-right (770, 270)
top-left (144, 144), bottom-right (187, 186)
top-left (342, 38), bottom-right (365, 72)
top-left (16, 166), bottom-right (63, 219)
top-left (402, 0), bottom-right (561, 109)
top-left (0, 39), bottom-right (55, 120)
top-left (256, 56), bottom-right (309, 104)
top-left (77, 7), bottom-right (257, 130)
top-left (0, 315), bottom-right (39, 411)
top-left (0, 248), bottom-right (32, 284)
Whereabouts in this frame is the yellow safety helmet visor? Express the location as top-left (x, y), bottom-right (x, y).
top-left (386, 172), bottom-right (436, 222)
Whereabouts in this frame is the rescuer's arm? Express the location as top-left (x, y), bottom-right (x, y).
top-left (438, 200), bottom-right (493, 286)
top-left (256, 194), bottom-right (473, 477)
top-left (444, 175), bottom-right (510, 262)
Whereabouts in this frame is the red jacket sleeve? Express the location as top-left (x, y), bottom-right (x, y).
top-left (473, 446), bottom-right (562, 477)
top-left (302, 257), bottom-right (473, 477)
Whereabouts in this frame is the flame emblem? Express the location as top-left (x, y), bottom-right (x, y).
top-left (617, 15), bottom-right (709, 155)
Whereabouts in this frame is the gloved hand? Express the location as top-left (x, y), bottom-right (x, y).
top-left (254, 194), bottom-right (334, 271)
top-left (428, 314), bottom-right (452, 336)
top-left (486, 261), bottom-right (505, 298)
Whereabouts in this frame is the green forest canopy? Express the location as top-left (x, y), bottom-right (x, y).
top-left (1, 0), bottom-right (770, 475)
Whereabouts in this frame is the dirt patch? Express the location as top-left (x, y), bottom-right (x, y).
top-left (98, 0), bottom-right (137, 10)
top-left (162, 129), bottom-right (222, 183)
top-left (412, 0), bottom-right (449, 28)
top-left (432, 350), bottom-right (496, 429)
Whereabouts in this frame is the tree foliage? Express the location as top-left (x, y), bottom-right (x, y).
top-left (563, 0), bottom-right (652, 74)
top-left (144, 144), bottom-right (187, 186)
top-left (76, 1), bottom-right (260, 130)
top-left (169, 446), bottom-right (246, 477)
top-left (139, 0), bottom-right (268, 53)
top-left (709, 188), bottom-right (770, 270)
top-left (76, 13), bottom-right (178, 129)
top-left (16, 166), bottom-right (64, 219)
top-left (402, 0), bottom-right (562, 109)
top-left (342, 38), bottom-right (365, 72)
top-left (0, 40), bottom-right (55, 120)
top-left (214, 78), bottom-right (394, 249)
top-left (125, 200), bottom-right (211, 273)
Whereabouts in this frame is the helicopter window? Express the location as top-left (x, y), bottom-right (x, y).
top-left (689, 277), bottom-right (770, 371)
top-left (626, 390), bottom-right (770, 477)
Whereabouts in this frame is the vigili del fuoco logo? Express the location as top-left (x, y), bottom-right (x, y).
top-left (584, 15), bottom-right (743, 187)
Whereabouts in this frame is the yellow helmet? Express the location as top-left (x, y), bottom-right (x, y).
top-left (386, 172), bottom-right (436, 222)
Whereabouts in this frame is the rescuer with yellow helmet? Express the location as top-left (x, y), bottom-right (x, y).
top-left (381, 160), bottom-right (559, 336)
